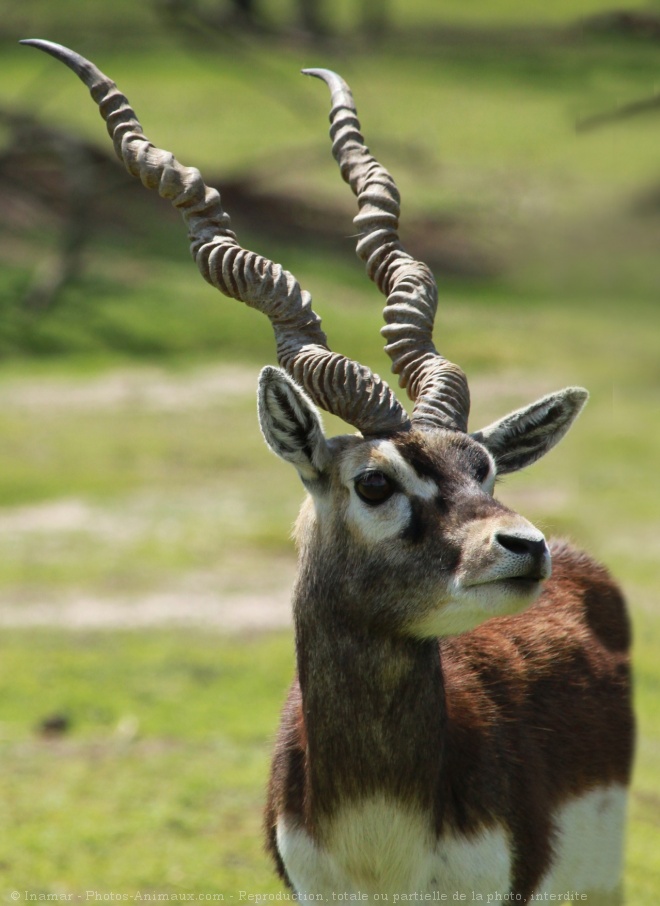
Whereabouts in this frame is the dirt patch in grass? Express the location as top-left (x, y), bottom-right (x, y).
top-left (0, 583), bottom-right (294, 632)
top-left (0, 363), bottom-right (260, 412)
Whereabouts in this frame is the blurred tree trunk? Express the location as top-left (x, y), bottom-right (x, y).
top-left (227, 0), bottom-right (261, 27)
top-left (359, 0), bottom-right (390, 36)
top-left (157, 0), bottom-right (265, 36)
top-left (22, 136), bottom-right (95, 313)
top-left (296, 0), bottom-right (328, 36)
top-left (0, 110), bottom-right (98, 313)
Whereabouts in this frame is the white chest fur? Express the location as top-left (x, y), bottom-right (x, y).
top-left (276, 786), bottom-right (627, 901)
top-left (276, 795), bottom-right (511, 898)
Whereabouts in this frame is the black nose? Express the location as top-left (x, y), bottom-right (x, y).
top-left (496, 532), bottom-right (548, 559)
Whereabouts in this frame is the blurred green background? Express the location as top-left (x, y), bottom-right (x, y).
top-left (0, 0), bottom-right (658, 900)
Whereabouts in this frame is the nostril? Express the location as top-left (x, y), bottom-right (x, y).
top-left (496, 533), bottom-right (547, 559)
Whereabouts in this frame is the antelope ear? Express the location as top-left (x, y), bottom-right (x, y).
top-left (471, 387), bottom-right (588, 476)
top-left (258, 367), bottom-right (331, 481)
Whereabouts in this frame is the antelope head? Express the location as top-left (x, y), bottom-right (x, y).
top-left (22, 42), bottom-right (587, 637)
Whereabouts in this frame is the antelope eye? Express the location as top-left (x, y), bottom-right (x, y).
top-left (354, 471), bottom-right (395, 505)
top-left (475, 460), bottom-right (492, 485)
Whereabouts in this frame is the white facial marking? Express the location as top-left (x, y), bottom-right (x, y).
top-left (346, 491), bottom-right (410, 544)
top-left (342, 440), bottom-right (438, 544)
top-left (374, 441), bottom-right (439, 500)
top-left (480, 451), bottom-right (497, 495)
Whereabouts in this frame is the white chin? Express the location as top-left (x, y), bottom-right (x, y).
top-left (408, 579), bottom-right (543, 638)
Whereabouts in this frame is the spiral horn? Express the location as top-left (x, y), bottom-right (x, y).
top-left (21, 39), bottom-right (410, 437)
top-left (303, 67), bottom-right (471, 433)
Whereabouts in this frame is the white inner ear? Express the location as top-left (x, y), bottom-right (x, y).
top-left (258, 367), bottom-right (330, 480)
top-left (471, 387), bottom-right (588, 475)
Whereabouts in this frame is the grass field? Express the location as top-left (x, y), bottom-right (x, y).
top-left (0, 0), bottom-right (658, 901)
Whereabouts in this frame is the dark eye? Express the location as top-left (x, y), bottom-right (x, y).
top-left (354, 471), bottom-right (395, 505)
top-left (475, 461), bottom-right (491, 485)
top-left (472, 453), bottom-right (494, 486)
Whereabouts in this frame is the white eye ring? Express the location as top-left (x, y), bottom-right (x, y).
top-left (474, 453), bottom-right (496, 493)
top-left (481, 462), bottom-right (497, 494)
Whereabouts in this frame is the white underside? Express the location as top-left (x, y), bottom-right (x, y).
top-left (276, 785), bottom-right (627, 901)
top-left (538, 785), bottom-right (627, 897)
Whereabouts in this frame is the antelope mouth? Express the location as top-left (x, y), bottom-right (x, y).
top-left (500, 574), bottom-right (547, 592)
top-left (465, 575), bottom-right (541, 585)
top-left (464, 569), bottom-right (550, 594)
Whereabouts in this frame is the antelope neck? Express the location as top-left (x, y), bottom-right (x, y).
top-left (293, 584), bottom-right (447, 824)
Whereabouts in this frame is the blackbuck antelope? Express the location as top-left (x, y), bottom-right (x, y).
top-left (23, 40), bottom-right (634, 904)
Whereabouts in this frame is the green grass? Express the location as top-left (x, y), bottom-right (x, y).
top-left (0, 629), bottom-right (295, 893)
